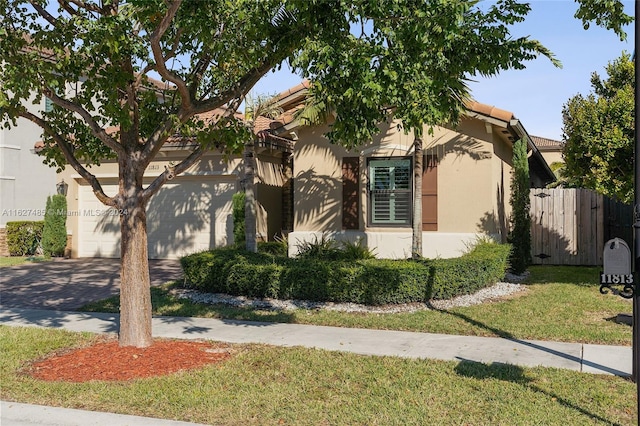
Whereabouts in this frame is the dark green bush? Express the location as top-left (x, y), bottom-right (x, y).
top-left (258, 241), bottom-right (288, 257)
top-left (180, 241), bottom-right (511, 305)
top-left (41, 195), bottom-right (67, 257)
top-left (6, 221), bottom-right (45, 256)
top-left (428, 242), bottom-right (511, 300)
top-left (232, 192), bottom-right (245, 247)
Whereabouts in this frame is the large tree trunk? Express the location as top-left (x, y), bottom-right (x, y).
top-left (244, 139), bottom-right (258, 252)
top-left (412, 133), bottom-right (423, 259)
top-left (118, 167), bottom-right (153, 348)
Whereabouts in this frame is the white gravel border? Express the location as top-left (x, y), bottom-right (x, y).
top-left (170, 274), bottom-right (528, 314)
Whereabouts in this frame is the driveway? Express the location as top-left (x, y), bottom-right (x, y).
top-left (0, 258), bottom-right (183, 311)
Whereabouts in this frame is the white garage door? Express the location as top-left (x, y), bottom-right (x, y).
top-left (78, 177), bottom-right (236, 259)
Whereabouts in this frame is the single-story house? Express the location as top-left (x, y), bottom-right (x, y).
top-left (264, 82), bottom-right (556, 259)
top-left (56, 81), bottom-right (555, 260)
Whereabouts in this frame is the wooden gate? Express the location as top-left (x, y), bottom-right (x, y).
top-left (529, 188), bottom-right (632, 266)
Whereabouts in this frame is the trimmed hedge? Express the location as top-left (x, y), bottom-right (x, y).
top-left (180, 241), bottom-right (512, 305)
top-left (6, 221), bottom-right (45, 256)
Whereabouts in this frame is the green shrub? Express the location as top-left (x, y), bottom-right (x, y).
top-left (508, 138), bottom-right (531, 274)
top-left (340, 238), bottom-right (376, 261)
top-left (296, 235), bottom-right (376, 261)
top-left (428, 242), bottom-right (511, 300)
top-left (41, 195), bottom-right (67, 257)
top-left (6, 221), bottom-right (45, 256)
top-left (180, 241), bottom-right (512, 305)
top-left (232, 192), bottom-right (245, 247)
top-left (258, 241), bottom-right (288, 257)
top-left (296, 234), bottom-right (341, 260)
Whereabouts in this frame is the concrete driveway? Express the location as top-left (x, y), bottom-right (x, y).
top-left (0, 258), bottom-right (182, 311)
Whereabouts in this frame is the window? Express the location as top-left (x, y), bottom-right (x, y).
top-left (368, 158), bottom-right (412, 226)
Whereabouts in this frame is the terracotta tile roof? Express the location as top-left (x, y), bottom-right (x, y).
top-left (464, 101), bottom-right (515, 123)
top-left (531, 135), bottom-right (564, 150)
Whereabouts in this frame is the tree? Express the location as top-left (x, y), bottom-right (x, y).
top-left (508, 138), bottom-right (531, 274)
top-left (294, 1), bottom-right (560, 258)
top-left (42, 194), bottom-right (67, 257)
top-left (0, 0), bottom-right (630, 347)
top-left (562, 53), bottom-right (634, 203)
top-left (1, 0), bottom-right (335, 347)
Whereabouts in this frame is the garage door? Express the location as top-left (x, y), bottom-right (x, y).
top-left (78, 177), bottom-right (236, 259)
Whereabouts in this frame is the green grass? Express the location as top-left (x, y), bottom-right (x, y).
top-left (0, 326), bottom-right (635, 425)
top-left (0, 256), bottom-right (49, 267)
top-left (81, 266), bottom-right (633, 345)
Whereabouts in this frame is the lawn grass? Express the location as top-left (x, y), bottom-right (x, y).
top-left (0, 256), bottom-right (49, 267)
top-left (0, 326), bottom-right (635, 425)
top-left (81, 265), bottom-right (633, 345)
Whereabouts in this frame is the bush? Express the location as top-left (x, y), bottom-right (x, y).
top-left (6, 221), bottom-right (45, 256)
top-left (180, 241), bottom-right (511, 305)
top-left (428, 242), bottom-right (511, 300)
top-left (232, 192), bottom-right (245, 247)
top-left (41, 195), bottom-right (67, 257)
top-left (296, 235), bottom-right (376, 261)
top-left (258, 240), bottom-right (288, 257)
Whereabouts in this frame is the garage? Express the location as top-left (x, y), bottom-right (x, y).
top-left (77, 176), bottom-right (236, 259)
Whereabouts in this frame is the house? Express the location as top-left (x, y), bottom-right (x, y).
top-left (263, 82), bottom-right (556, 259)
top-left (0, 95), bottom-right (58, 255)
top-left (52, 80), bottom-right (555, 260)
top-left (57, 109), bottom-right (291, 259)
top-left (531, 135), bottom-right (564, 167)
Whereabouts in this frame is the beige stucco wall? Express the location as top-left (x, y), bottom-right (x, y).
top-left (290, 116), bottom-right (514, 258)
top-left (539, 149), bottom-right (564, 166)
top-left (59, 149), bottom-right (285, 258)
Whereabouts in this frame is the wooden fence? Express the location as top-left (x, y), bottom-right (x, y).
top-left (530, 188), bottom-right (632, 266)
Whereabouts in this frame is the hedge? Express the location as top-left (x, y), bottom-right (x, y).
top-left (180, 241), bottom-right (512, 305)
top-left (6, 221), bottom-right (45, 256)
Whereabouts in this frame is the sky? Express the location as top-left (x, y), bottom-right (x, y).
top-left (252, 0), bottom-right (635, 142)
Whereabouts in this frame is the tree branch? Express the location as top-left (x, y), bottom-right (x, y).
top-left (191, 61), bottom-right (274, 116)
top-left (20, 109), bottom-right (117, 207)
top-left (30, 1), bottom-right (59, 27)
top-left (43, 86), bottom-right (125, 156)
top-left (141, 144), bottom-right (206, 202)
top-left (149, 0), bottom-right (192, 111)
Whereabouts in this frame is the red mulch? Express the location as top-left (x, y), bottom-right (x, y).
top-left (27, 339), bottom-right (233, 382)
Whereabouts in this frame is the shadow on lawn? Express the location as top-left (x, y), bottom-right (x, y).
top-left (454, 360), bottom-right (624, 426)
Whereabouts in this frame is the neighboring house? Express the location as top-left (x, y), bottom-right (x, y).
top-left (263, 82), bottom-right (556, 259)
top-left (0, 95), bottom-right (58, 255)
top-left (531, 135), bottom-right (564, 167)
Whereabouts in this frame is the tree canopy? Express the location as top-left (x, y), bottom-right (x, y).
top-left (562, 52), bottom-right (634, 203)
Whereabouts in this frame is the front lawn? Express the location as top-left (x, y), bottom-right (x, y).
top-left (0, 256), bottom-right (49, 267)
top-left (81, 266), bottom-right (632, 345)
top-left (0, 326), bottom-right (634, 425)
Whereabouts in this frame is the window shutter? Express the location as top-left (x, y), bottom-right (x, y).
top-left (422, 155), bottom-right (437, 231)
top-left (342, 157), bottom-right (359, 230)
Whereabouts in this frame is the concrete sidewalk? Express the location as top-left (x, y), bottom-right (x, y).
top-left (1, 401), bottom-right (209, 426)
top-left (0, 307), bottom-right (632, 377)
